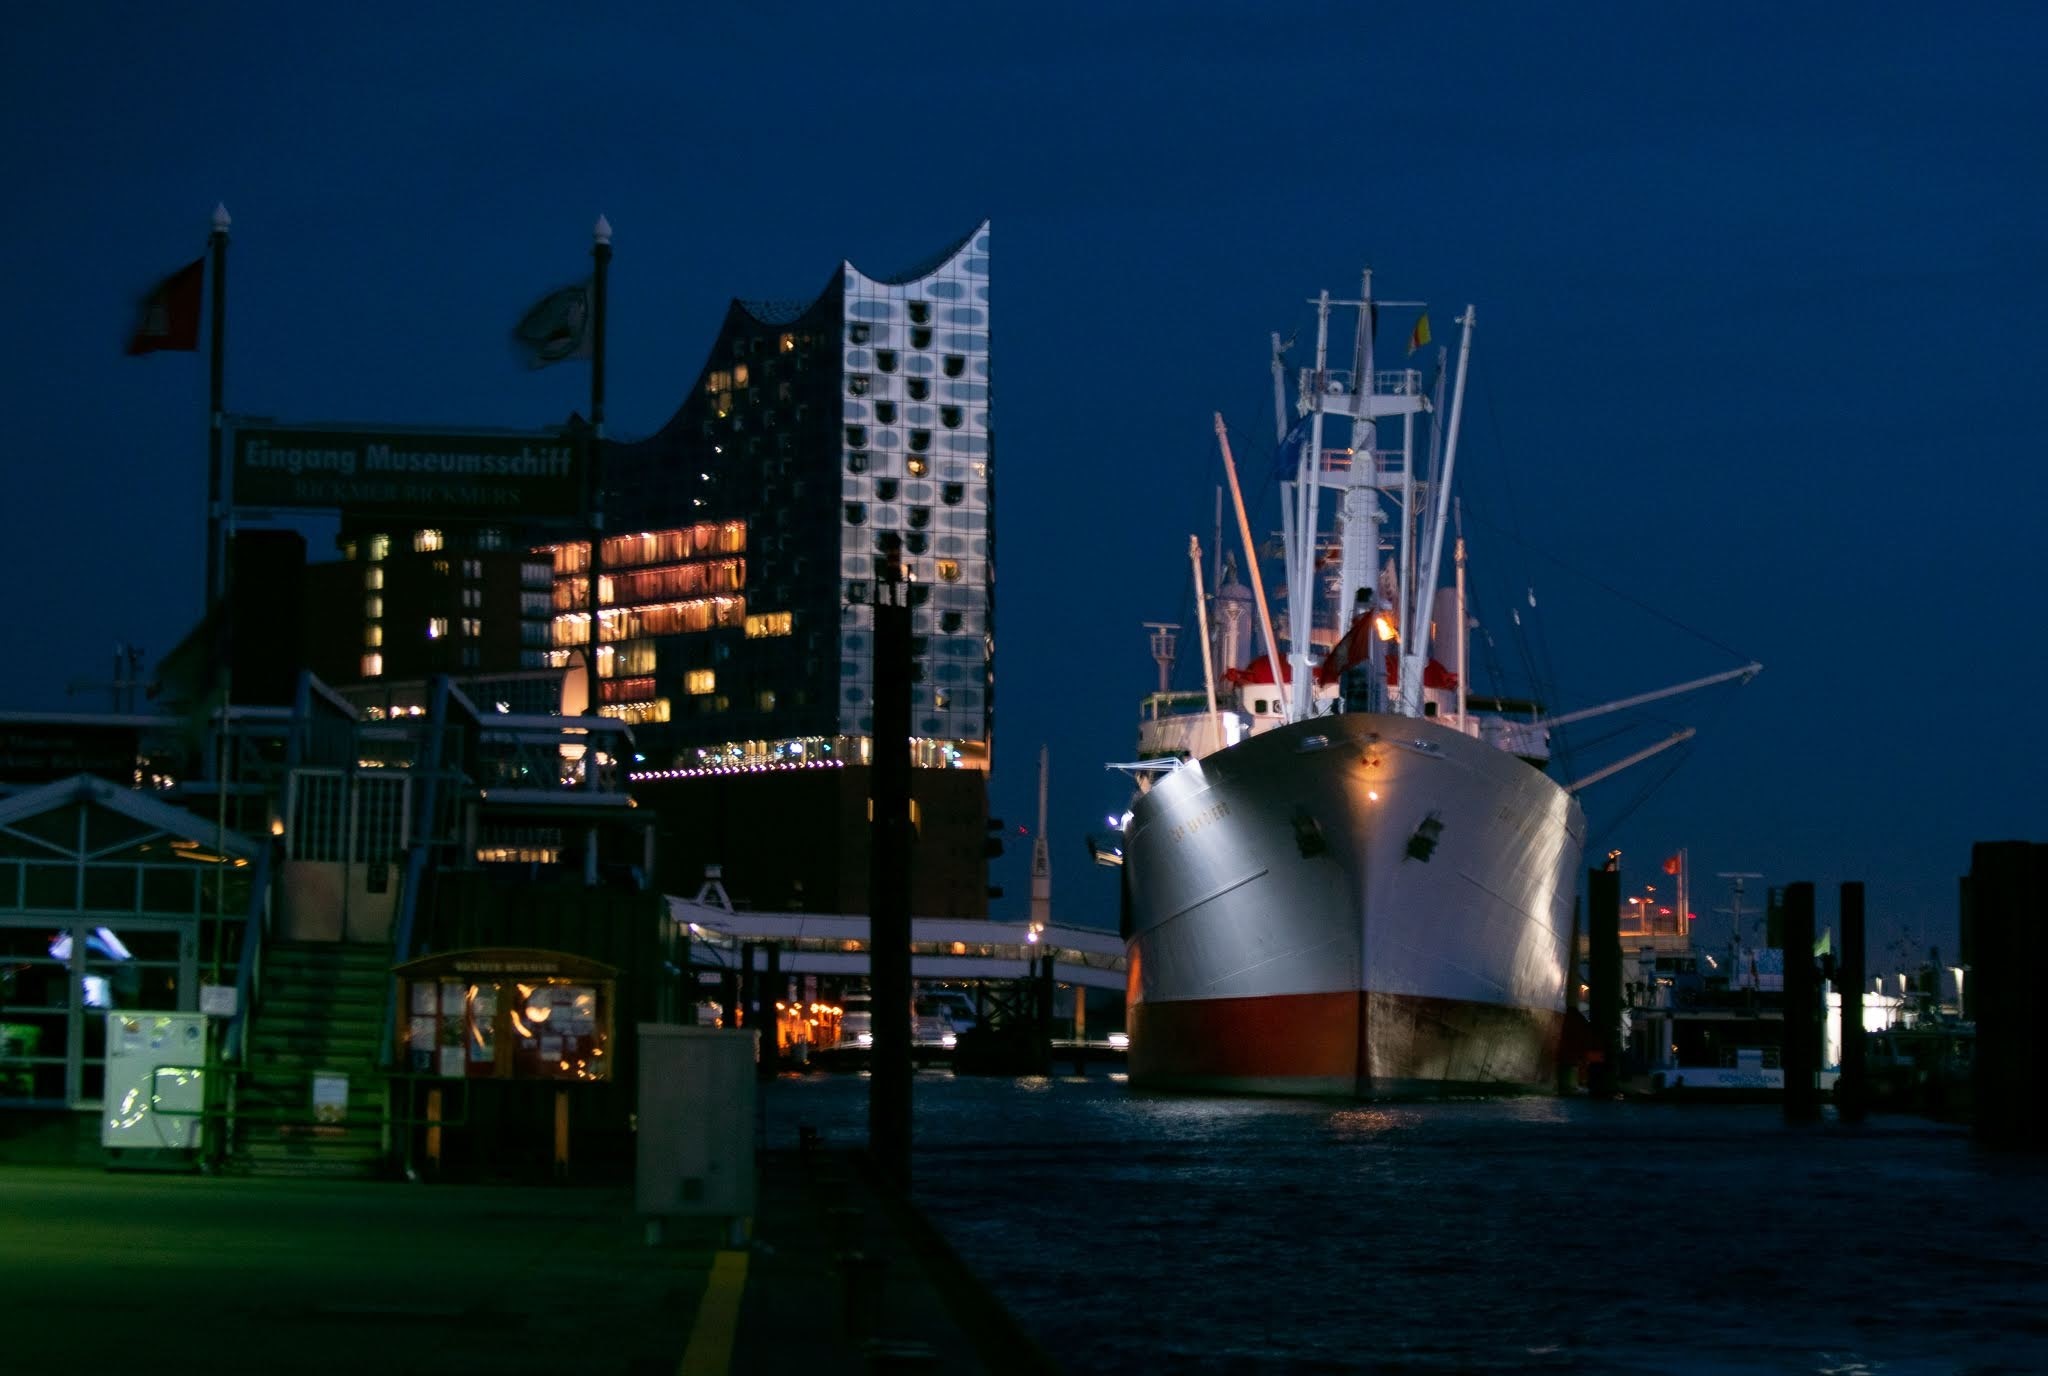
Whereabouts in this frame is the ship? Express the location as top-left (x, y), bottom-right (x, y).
top-left (1112, 279), bottom-right (1757, 1097)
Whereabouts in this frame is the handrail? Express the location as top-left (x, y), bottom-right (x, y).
top-left (382, 674), bottom-right (453, 1067)
top-left (222, 672), bottom-right (312, 1064)
top-left (221, 840), bottom-right (273, 1063)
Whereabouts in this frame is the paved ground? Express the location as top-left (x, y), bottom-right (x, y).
top-left (0, 1115), bottom-right (1054, 1375)
top-left (0, 1167), bottom-right (713, 1374)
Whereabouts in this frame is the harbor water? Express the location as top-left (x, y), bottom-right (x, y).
top-left (764, 1072), bottom-right (2048, 1374)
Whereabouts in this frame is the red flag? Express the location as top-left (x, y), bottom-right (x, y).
top-left (1662, 854), bottom-right (1682, 876)
top-left (126, 257), bottom-right (204, 354)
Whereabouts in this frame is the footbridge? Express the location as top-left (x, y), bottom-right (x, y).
top-left (665, 896), bottom-right (1128, 993)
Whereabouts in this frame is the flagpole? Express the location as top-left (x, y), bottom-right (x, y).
top-left (205, 203), bottom-right (231, 611)
top-left (585, 215), bottom-right (612, 720)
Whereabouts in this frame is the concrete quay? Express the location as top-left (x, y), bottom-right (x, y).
top-left (0, 1115), bottom-right (1055, 1375)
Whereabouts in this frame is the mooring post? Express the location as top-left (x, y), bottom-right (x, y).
top-left (1969, 841), bottom-right (2045, 1151)
top-left (1558, 894), bottom-right (1583, 1094)
top-left (1782, 881), bottom-right (1819, 1123)
top-left (1587, 866), bottom-right (1621, 1098)
top-left (1837, 881), bottom-right (1867, 1124)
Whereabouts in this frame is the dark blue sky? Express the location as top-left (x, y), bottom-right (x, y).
top-left (5, 5), bottom-right (2042, 963)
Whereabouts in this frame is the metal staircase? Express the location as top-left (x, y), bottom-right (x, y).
top-left (233, 942), bottom-right (391, 1178)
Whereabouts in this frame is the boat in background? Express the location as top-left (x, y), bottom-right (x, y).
top-left (1114, 277), bottom-right (1757, 1098)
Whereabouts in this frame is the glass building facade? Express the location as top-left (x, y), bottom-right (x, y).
top-left (601, 222), bottom-right (995, 778)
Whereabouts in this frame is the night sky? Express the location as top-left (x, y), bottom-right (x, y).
top-left (5, 6), bottom-right (2042, 965)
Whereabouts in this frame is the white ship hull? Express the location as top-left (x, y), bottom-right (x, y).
top-left (1124, 712), bottom-right (1585, 1097)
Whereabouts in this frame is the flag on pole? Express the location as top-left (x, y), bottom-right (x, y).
top-left (125, 257), bottom-right (204, 354)
top-left (512, 280), bottom-right (593, 368)
top-left (1407, 312), bottom-right (1431, 355)
top-left (1663, 854), bottom-right (1682, 876)
top-left (1269, 414), bottom-right (1312, 480)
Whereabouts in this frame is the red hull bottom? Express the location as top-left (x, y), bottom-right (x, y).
top-left (1129, 990), bottom-right (1564, 1098)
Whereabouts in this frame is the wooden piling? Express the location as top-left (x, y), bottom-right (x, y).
top-left (1782, 881), bottom-right (1819, 1123)
top-left (1837, 881), bottom-right (1867, 1124)
top-left (1587, 866), bottom-right (1620, 1098)
top-left (1969, 841), bottom-right (2045, 1151)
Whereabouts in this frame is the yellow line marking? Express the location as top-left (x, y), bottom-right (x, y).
top-left (677, 1248), bottom-right (750, 1376)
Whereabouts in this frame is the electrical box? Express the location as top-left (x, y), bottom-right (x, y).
top-left (102, 1012), bottom-right (208, 1155)
top-left (636, 1025), bottom-right (756, 1226)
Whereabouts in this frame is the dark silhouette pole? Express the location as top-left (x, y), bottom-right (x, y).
top-left (1587, 865), bottom-right (1621, 1098)
top-left (1970, 842), bottom-right (2045, 1151)
top-left (1837, 882), bottom-right (1867, 1124)
top-left (584, 216), bottom-right (611, 715)
top-left (867, 579), bottom-right (914, 1187)
top-left (204, 204), bottom-right (230, 611)
top-left (1782, 881), bottom-right (1819, 1123)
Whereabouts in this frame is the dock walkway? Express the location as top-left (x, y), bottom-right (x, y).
top-left (0, 1115), bottom-right (1054, 1374)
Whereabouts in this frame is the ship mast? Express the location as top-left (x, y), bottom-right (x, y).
top-left (1282, 278), bottom-right (1443, 720)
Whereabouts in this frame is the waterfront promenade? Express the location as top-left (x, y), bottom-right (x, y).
top-left (0, 1116), bottom-right (1041, 1374)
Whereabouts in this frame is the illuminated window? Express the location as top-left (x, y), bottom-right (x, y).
top-left (462, 618), bottom-right (481, 637)
top-left (733, 364), bottom-right (749, 387)
top-left (906, 456), bottom-right (927, 477)
top-left (707, 369), bottom-right (732, 393)
top-left (361, 653), bottom-right (384, 678)
top-left (366, 596), bottom-right (383, 619)
top-left (365, 625), bottom-right (382, 647)
top-left (432, 559), bottom-right (450, 576)
top-left (415, 529), bottom-right (445, 552)
top-left (462, 588), bottom-right (481, 609)
top-left (757, 689), bottom-right (776, 712)
top-left (745, 611), bottom-right (793, 638)
top-left (364, 566), bottom-right (383, 590)
top-left (368, 534), bottom-right (390, 561)
top-left (686, 670), bottom-right (716, 695)
top-left (599, 699), bottom-right (671, 725)
top-left (463, 559), bottom-right (482, 579)
top-left (779, 333), bottom-right (795, 353)
top-left (428, 617), bottom-right (448, 639)
top-left (937, 560), bottom-right (961, 583)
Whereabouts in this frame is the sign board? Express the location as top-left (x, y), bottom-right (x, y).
top-left (229, 421), bottom-right (586, 521)
top-left (198, 984), bottom-right (239, 1017)
top-left (312, 1072), bottom-right (350, 1124)
top-left (0, 722), bottom-right (141, 784)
